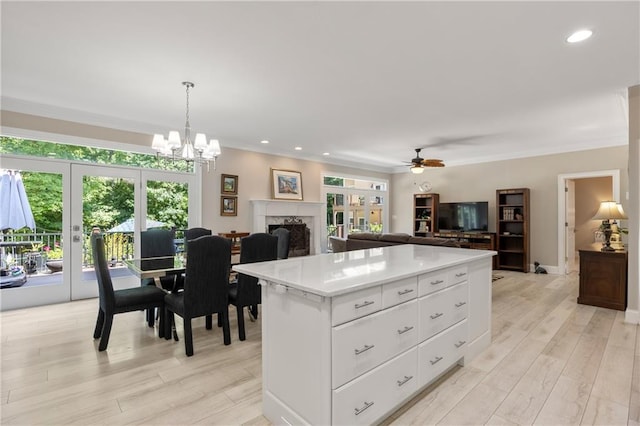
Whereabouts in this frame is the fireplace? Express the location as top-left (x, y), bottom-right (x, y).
top-left (268, 219), bottom-right (310, 257)
top-left (250, 200), bottom-right (324, 255)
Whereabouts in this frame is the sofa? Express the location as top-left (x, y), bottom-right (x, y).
top-left (329, 232), bottom-right (460, 252)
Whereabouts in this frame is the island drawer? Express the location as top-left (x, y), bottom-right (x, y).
top-left (332, 286), bottom-right (381, 326)
top-left (418, 281), bottom-right (468, 343)
top-left (418, 319), bottom-right (467, 388)
top-left (382, 276), bottom-right (417, 308)
top-left (332, 300), bottom-right (417, 388)
top-left (332, 348), bottom-right (418, 426)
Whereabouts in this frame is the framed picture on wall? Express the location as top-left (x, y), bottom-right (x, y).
top-left (271, 168), bottom-right (303, 201)
top-left (221, 174), bottom-right (238, 195)
top-left (220, 196), bottom-right (237, 216)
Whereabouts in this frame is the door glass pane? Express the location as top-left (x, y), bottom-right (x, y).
top-left (370, 196), bottom-right (384, 233)
top-left (81, 175), bottom-right (135, 284)
top-left (146, 180), bottom-right (188, 252)
top-left (1, 171), bottom-right (64, 289)
top-left (350, 195), bottom-right (366, 233)
top-left (326, 192), bottom-right (346, 250)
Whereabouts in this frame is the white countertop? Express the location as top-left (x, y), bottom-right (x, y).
top-left (233, 244), bottom-right (496, 297)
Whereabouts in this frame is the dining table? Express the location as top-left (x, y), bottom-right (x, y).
top-left (124, 255), bottom-right (185, 284)
top-left (124, 255), bottom-right (185, 340)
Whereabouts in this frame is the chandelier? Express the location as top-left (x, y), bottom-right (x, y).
top-left (151, 81), bottom-right (221, 171)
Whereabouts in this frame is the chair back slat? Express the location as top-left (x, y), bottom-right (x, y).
top-left (184, 235), bottom-right (231, 318)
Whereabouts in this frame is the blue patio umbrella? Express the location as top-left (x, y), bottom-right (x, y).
top-left (106, 218), bottom-right (166, 233)
top-left (0, 170), bottom-right (36, 232)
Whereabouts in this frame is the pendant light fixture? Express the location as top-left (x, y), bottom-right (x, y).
top-left (151, 81), bottom-right (221, 171)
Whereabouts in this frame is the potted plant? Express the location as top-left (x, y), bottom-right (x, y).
top-left (44, 243), bottom-right (64, 273)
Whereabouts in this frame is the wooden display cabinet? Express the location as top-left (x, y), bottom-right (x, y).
top-left (413, 193), bottom-right (439, 236)
top-left (496, 188), bottom-right (530, 272)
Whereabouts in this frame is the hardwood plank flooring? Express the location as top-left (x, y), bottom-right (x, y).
top-left (1, 271), bottom-right (638, 425)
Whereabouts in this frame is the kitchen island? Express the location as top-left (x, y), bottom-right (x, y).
top-left (234, 244), bottom-right (495, 425)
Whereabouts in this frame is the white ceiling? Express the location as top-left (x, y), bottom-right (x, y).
top-left (1, 1), bottom-right (638, 173)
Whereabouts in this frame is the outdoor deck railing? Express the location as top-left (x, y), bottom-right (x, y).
top-left (3, 226), bottom-right (381, 269)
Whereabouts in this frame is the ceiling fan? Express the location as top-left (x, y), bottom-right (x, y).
top-left (407, 148), bottom-right (445, 173)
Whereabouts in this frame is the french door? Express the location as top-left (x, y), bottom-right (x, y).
top-left (1, 156), bottom-right (71, 310)
top-left (71, 164), bottom-right (198, 300)
top-left (1, 154), bottom-right (197, 310)
top-left (70, 164), bottom-right (141, 299)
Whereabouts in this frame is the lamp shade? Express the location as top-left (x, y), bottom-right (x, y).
top-left (592, 201), bottom-right (628, 220)
top-left (410, 165), bottom-right (424, 174)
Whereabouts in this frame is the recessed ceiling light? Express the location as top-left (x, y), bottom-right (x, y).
top-left (261, 140), bottom-right (269, 144)
top-left (294, 146), bottom-right (302, 151)
top-left (567, 29), bottom-right (593, 43)
top-left (323, 152), bottom-right (330, 156)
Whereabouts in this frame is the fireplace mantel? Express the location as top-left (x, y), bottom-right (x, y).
top-left (250, 199), bottom-right (324, 255)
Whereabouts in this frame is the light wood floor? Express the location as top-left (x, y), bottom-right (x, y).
top-left (1, 271), bottom-right (638, 425)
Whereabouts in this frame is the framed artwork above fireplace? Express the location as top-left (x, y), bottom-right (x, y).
top-left (271, 168), bottom-right (303, 201)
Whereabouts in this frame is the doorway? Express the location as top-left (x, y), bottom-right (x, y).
top-left (557, 170), bottom-right (620, 275)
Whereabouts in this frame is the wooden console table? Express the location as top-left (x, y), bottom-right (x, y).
top-left (578, 250), bottom-right (627, 311)
top-left (218, 232), bottom-right (249, 255)
top-left (432, 232), bottom-right (497, 268)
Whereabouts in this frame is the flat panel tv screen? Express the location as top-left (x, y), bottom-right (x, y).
top-left (438, 202), bottom-right (489, 232)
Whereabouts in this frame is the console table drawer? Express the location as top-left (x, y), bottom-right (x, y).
top-left (332, 286), bottom-right (381, 326)
top-left (382, 277), bottom-right (417, 308)
top-left (333, 348), bottom-right (418, 426)
top-left (418, 320), bottom-right (467, 387)
top-left (418, 282), bottom-right (468, 342)
top-left (332, 300), bottom-right (417, 388)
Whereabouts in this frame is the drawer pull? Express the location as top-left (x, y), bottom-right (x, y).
top-left (397, 375), bottom-right (414, 387)
top-left (354, 401), bottom-right (374, 416)
top-left (455, 272), bottom-right (467, 278)
top-left (397, 288), bottom-right (414, 296)
top-left (455, 340), bottom-right (466, 348)
top-left (355, 344), bottom-right (375, 355)
top-left (455, 301), bottom-right (467, 308)
top-left (430, 312), bottom-right (443, 320)
top-left (430, 279), bottom-right (444, 285)
top-left (430, 356), bottom-right (443, 365)
top-left (397, 325), bottom-right (414, 335)
top-left (354, 300), bottom-right (375, 309)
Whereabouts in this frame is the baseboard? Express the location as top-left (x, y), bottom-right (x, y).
top-left (625, 308), bottom-right (640, 324)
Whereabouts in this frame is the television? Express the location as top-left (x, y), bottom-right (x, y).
top-left (438, 201), bottom-right (489, 233)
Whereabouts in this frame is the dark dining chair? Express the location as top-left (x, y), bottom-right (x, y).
top-left (140, 228), bottom-right (177, 326)
top-left (228, 233), bottom-right (278, 341)
top-left (164, 235), bottom-right (232, 356)
top-left (183, 227), bottom-right (212, 254)
top-left (91, 232), bottom-right (165, 351)
top-left (271, 227), bottom-right (290, 259)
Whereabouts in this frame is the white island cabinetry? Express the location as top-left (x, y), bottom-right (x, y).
top-left (234, 244), bottom-right (495, 425)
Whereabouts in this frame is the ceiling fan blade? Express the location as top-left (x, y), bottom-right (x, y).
top-left (422, 159), bottom-right (445, 167)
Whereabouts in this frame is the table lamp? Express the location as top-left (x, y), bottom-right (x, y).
top-left (592, 201), bottom-right (628, 251)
